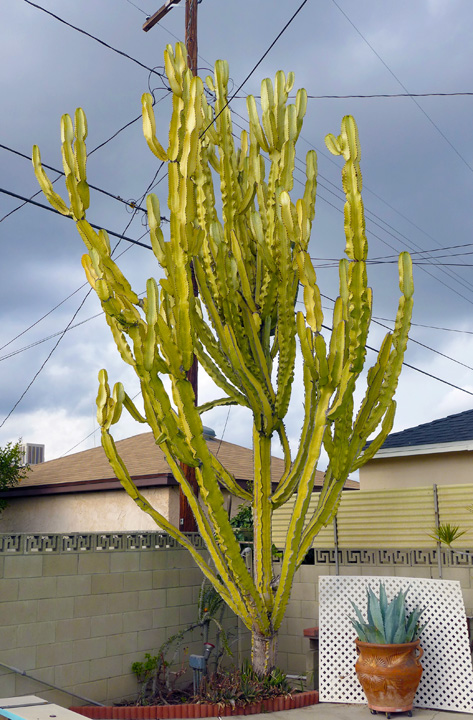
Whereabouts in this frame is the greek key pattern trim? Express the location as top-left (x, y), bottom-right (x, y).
top-left (0, 535), bottom-right (469, 562)
top-left (0, 533), bottom-right (206, 554)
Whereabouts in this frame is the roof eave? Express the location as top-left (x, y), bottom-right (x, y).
top-left (372, 439), bottom-right (473, 460)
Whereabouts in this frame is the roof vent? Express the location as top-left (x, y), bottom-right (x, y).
top-left (203, 426), bottom-right (216, 440)
top-left (20, 443), bottom-right (45, 466)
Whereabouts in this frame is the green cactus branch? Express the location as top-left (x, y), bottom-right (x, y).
top-left (33, 42), bottom-right (413, 675)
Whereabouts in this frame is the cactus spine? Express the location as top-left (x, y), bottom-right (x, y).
top-left (33, 43), bottom-right (413, 675)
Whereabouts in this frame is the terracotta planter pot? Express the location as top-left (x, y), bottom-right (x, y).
top-left (355, 639), bottom-right (423, 715)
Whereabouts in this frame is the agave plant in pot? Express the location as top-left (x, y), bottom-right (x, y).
top-left (349, 583), bottom-right (427, 718)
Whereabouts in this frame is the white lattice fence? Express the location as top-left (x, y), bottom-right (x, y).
top-left (319, 575), bottom-right (473, 714)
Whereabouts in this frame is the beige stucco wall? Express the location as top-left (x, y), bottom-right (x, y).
top-left (0, 488), bottom-right (179, 532)
top-left (360, 450), bottom-right (473, 491)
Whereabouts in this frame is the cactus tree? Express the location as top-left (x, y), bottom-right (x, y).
top-left (33, 43), bottom-right (413, 675)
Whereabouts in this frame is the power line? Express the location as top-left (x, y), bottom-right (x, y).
top-left (231, 91), bottom-right (473, 100)
top-left (331, 0), bottom-right (473, 176)
top-left (0, 291), bottom-right (91, 430)
top-left (23, 0), bottom-right (169, 80)
top-left (0, 284), bottom-right (88, 353)
top-left (200, 0), bottom-right (309, 138)
top-left (0, 188), bottom-right (153, 250)
top-left (0, 143), bottom-right (148, 216)
top-left (0, 314), bottom-right (102, 363)
top-left (0, 160), bottom-right (165, 428)
top-left (230, 86), bottom-right (473, 306)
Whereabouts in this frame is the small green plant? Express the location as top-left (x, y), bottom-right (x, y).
top-left (429, 523), bottom-right (468, 547)
top-left (195, 661), bottom-right (292, 707)
top-left (349, 583), bottom-right (427, 644)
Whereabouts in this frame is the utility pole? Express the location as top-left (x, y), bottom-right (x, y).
top-left (143, 0), bottom-right (200, 533)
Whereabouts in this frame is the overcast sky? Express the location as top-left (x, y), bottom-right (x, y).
top-left (2, 0), bottom-right (473, 467)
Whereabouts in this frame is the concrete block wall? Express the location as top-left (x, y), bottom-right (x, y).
top-left (1, 536), bottom-right (470, 703)
top-left (0, 535), bottom-right (221, 706)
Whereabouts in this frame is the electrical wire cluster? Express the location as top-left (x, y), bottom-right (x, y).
top-left (2, 0), bottom-right (473, 452)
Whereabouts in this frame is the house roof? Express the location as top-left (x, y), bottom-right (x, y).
top-left (372, 407), bottom-right (473, 459)
top-left (10, 432), bottom-right (358, 495)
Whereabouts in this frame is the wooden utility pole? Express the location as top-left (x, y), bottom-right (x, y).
top-left (143, 0), bottom-right (200, 533)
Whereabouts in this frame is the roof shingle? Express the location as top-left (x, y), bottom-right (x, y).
top-left (379, 408), bottom-right (473, 450)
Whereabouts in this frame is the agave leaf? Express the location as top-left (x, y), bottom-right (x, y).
top-left (349, 600), bottom-right (367, 628)
top-left (405, 608), bottom-right (425, 642)
top-left (350, 619), bottom-right (368, 642)
top-left (379, 582), bottom-right (388, 619)
top-left (363, 624), bottom-right (385, 644)
top-left (382, 596), bottom-right (396, 644)
top-left (367, 585), bottom-right (385, 639)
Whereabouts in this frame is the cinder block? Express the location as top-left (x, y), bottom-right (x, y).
top-left (111, 552), bottom-right (140, 573)
top-left (275, 651), bottom-right (288, 673)
top-left (290, 583), bottom-right (316, 602)
top-left (122, 610), bottom-right (153, 632)
top-left (286, 600), bottom-right (302, 619)
top-left (55, 660), bottom-right (90, 688)
top-left (67, 679), bottom-right (107, 707)
top-left (300, 600), bottom-right (318, 620)
top-left (78, 553), bottom-right (111, 575)
top-left (442, 567), bottom-right (471, 588)
top-left (394, 567), bottom-right (432, 579)
top-left (460, 588), bottom-right (473, 610)
top-left (43, 554), bottom-right (79, 576)
top-left (360, 566), bottom-right (395, 577)
top-left (168, 550), bottom-right (194, 569)
top-left (72, 636), bottom-right (107, 662)
top-left (57, 574), bottom-right (91, 597)
top-left (0, 646), bottom-right (37, 671)
top-left (166, 587), bottom-right (188, 607)
top-left (0, 672), bottom-right (15, 697)
top-left (0, 626), bottom-right (17, 651)
top-left (55, 617), bottom-right (91, 642)
top-left (37, 597), bottom-right (74, 621)
top-left (277, 634), bottom-right (302, 655)
top-left (106, 591), bottom-right (139, 614)
top-left (18, 576), bottom-right (57, 600)
top-left (89, 654), bottom-right (123, 681)
top-left (91, 573), bottom-right (124, 595)
top-left (0, 600), bottom-right (37, 626)
top-left (179, 604), bottom-right (198, 626)
top-left (4, 555), bottom-right (42, 578)
top-left (36, 640), bottom-right (73, 669)
top-left (123, 571), bottom-right (153, 592)
top-left (153, 606), bottom-right (180, 628)
top-left (286, 617), bottom-right (310, 638)
top-left (153, 568), bottom-right (180, 588)
top-left (74, 594), bottom-right (108, 618)
top-left (286, 652), bottom-right (307, 675)
top-left (0, 579), bottom-right (19, 601)
top-left (106, 673), bottom-right (139, 702)
top-left (139, 552), bottom-right (167, 570)
top-left (90, 613), bottom-right (123, 638)
top-left (137, 627), bottom-right (166, 651)
top-left (17, 621), bottom-right (55, 647)
top-left (296, 565), bottom-right (319, 584)
top-left (106, 631), bottom-right (138, 657)
top-left (178, 568), bottom-right (204, 587)
top-left (138, 589), bottom-right (166, 610)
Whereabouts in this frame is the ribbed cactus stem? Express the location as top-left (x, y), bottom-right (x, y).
top-left (33, 42), bottom-right (413, 675)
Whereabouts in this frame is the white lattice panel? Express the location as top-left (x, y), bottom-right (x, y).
top-left (319, 575), bottom-right (473, 714)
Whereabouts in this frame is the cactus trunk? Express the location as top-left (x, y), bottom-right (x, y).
top-left (251, 630), bottom-right (278, 676)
